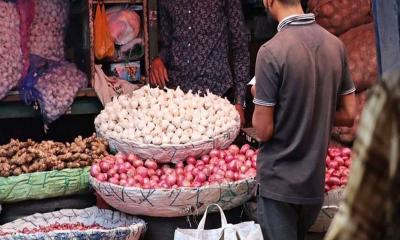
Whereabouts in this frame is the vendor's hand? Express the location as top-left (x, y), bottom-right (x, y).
top-left (235, 104), bottom-right (245, 128)
top-left (251, 85), bottom-right (256, 97)
top-left (149, 57), bottom-right (168, 88)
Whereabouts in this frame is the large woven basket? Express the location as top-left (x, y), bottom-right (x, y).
top-left (0, 206), bottom-right (146, 240)
top-left (0, 167), bottom-right (90, 203)
top-left (90, 176), bottom-right (257, 217)
top-left (99, 123), bottom-right (240, 163)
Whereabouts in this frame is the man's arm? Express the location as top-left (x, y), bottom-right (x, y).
top-left (253, 105), bottom-right (274, 142)
top-left (226, 0), bottom-right (250, 106)
top-left (149, 1), bottom-right (171, 87)
top-left (334, 93), bottom-right (356, 127)
top-left (252, 47), bottom-right (280, 142)
top-left (335, 46), bottom-right (357, 127)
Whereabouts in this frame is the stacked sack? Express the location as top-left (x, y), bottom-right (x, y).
top-left (0, 1), bottom-right (23, 100)
top-left (29, 0), bottom-right (69, 61)
top-left (20, 0), bottom-right (87, 124)
top-left (309, 0), bottom-right (377, 145)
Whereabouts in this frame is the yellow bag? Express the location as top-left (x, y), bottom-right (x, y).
top-left (94, 2), bottom-right (115, 60)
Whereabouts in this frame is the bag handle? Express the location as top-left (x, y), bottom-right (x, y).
top-left (196, 204), bottom-right (228, 237)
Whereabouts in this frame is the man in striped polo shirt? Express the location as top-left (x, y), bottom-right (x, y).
top-left (252, 0), bottom-right (356, 239)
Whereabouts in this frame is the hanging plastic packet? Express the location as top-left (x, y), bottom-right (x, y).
top-left (94, 2), bottom-right (115, 60)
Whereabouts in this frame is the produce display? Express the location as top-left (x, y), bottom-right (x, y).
top-left (0, 1), bottom-right (23, 100)
top-left (35, 62), bottom-right (88, 123)
top-left (90, 144), bottom-right (256, 189)
top-left (95, 85), bottom-right (240, 162)
top-left (29, 0), bottom-right (69, 61)
top-left (325, 147), bottom-right (352, 192)
top-left (0, 134), bottom-right (108, 177)
top-left (340, 23), bottom-right (377, 93)
top-left (96, 86), bottom-right (239, 144)
top-left (0, 207), bottom-right (146, 240)
top-left (308, 0), bottom-right (372, 36)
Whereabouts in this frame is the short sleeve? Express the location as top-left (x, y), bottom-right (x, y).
top-left (339, 52), bottom-right (356, 95)
top-left (253, 47), bottom-right (280, 107)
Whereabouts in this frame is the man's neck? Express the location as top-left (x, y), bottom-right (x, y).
top-left (276, 6), bottom-right (305, 23)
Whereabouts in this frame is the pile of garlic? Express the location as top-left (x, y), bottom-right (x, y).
top-left (95, 86), bottom-right (239, 145)
top-left (29, 0), bottom-right (69, 61)
top-left (36, 63), bottom-right (88, 123)
top-left (0, 1), bottom-right (22, 100)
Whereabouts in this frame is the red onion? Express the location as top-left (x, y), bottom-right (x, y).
top-left (185, 172), bottom-right (194, 182)
top-left (176, 168), bottom-right (184, 176)
top-left (237, 154), bottom-right (246, 162)
top-left (209, 157), bottom-right (219, 165)
top-left (119, 179), bottom-right (127, 186)
top-left (239, 165), bottom-right (248, 173)
top-left (99, 161), bottom-right (111, 172)
top-left (182, 180), bottom-right (191, 187)
top-left (156, 169), bottom-right (163, 176)
top-left (195, 172), bottom-right (206, 183)
top-left (244, 160), bottom-right (252, 168)
top-left (90, 164), bottom-right (101, 177)
top-left (341, 148), bottom-right (352, 156)
top-left (240, 144), bottom-right (251, 154)
top-left (115, 158), bottom-right (125, 165)
top-left (201, 155), bottom-right (210, 164)
top-left (120, 173), bottom-right (127, 180)
top-left (107, 168), bottom-right (118, 178)
top-left (185, 164), bottom-right (195, 173)
top-left (143, 177), bottom-right (150, 185)
top-left (166, 174), bottom-right (177, 186)
top-left (145, 160), bottom-right (158, 170)
top-left (187, 156), bottom-right (197, 165)
top-left (214, 174), bottom-right (223, 182)
top-left (176, 161), bottom-right (184, 168)
top-left (127, 178), bottom-right (135, 186)
top-left (219, 151), bottom-right (227, 159)
top-left (117, 164), bottom-right (128, 174)
top-left (225, 170), bottom-right (234, 179)
top-left (334, 156), bottom-right (345, 166)
top-left (134, 175), bottom-right (144, 184)
top-left (196, 160), bottom-right (205, 167)
top-left (132, 159), bottom-right (144, 168)
top-left (109, 177), bottom-right (119, 185)
top-left (192, 167), bottom-right (200, 176)
top-left (115, 152), bottom-right (126, 159)
top-left (127, 153), bottom-right (138, 163)
top-left (192, 181), bottom-right (202, 187)
top-left (202, 167), bottom-right (211, 176)
top-left (245, 149), bottom-right (256, 159)
top-left (147, 169), bottom-right (156, 177)
top-left (160, 175), bottom-right (167, 181)
top-left (228, 145), bottom-right (240, 155)
top-left (150, 175), bottom-right (160, 182)
top-left (136, 166), bottom-right (148, 178)
top-left (96, 173), bottom-right (107, 182)
top-left (212, 166), bottom-right (220, 175)
top-left (209, 149), bottom-right (220, 158)
top-left (177, 174), bottom-right (185, 186)
top-left (225, 155), bottom-right (234, 163)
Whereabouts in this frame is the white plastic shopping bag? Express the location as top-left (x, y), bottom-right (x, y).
top-left (174, 204), bottom-right (264, 240)
top-left (93, 64), bottom-right (140, 106)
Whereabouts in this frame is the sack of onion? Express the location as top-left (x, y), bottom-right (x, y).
top-left (0, 1), bottom-right (23, 100)
top-left (308, 0), bottom-right (373, 36)
top-left (89, 145), bottom-right (258, 217)
top-left (95, 85), bottom-right (241, 163)
top-left (0, 206), bottom-right (146, 240)
top-left (340, 23), bottom-right (377, 93)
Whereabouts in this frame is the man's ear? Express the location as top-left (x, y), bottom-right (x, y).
top-left (269, 0), bottom-right (275, 9)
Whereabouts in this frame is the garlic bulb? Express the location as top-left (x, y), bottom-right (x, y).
top-left (94, 85), bottom-right (240, 145)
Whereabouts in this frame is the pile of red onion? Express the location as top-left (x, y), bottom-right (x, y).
top-left (90, 144), bottom-right (257, 189)
top-left (325, 147), bottom-right (352, 192)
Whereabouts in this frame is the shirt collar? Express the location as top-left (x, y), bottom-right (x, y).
top-left (277, 13), bottom-right (316, 32)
